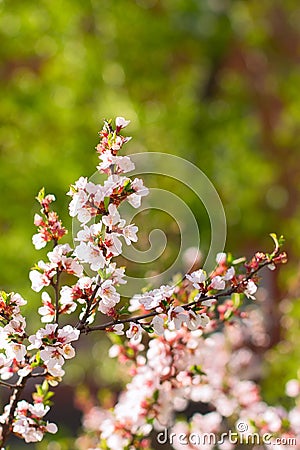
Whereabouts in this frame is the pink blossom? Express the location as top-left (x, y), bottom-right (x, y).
top-left (104, 233), bottom-right (122, 257)
top-left (109, 324), bottom-right (124, 335)
top-left (168, 306), bottom-right (187, 330)
top-left (115, 116), bottom-right (130, 129)
top-left (98, 280), bottom-right (120, 313)
top-left (286, 379), bottom-right (300, 397)
top-left (32, 233), bottom-right (47, 250)
top-left (138, 285), bottom-right (174, 311)
top-left (38, 292), bottom-right (55, 323)
top-left (6, 343), bottom-right (26, 362)
top-left (223, 266), bottom-right (235, 280)
top-left (126, 322), bottom-right (143, 342)
top-left (74, 242), bottom-right (106, 271)
top-left (29, 261), bottom-right (55, 292)
top-left (244, 280), bottom-right (257, 299)
top-left (210, 275), bottom-right (225, 290)
top-left (216, 252), bottom-right (227, 264)
top-left (186, 310), bottom-right (209, 330)
top-left (121, 224), bottom-right (138, 245)
top-left (186, 269), bottom-right (207, 289)
top-left (105, 263), bottom-right (126, 285)
top-left (102, 204), bottom-right (120, 229)
top-left (151, 316), bottom-right (165, 335)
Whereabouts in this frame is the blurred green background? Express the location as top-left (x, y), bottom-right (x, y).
top-left (1, 0), bottom-right (300, 448)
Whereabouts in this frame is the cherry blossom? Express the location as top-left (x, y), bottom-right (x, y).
top-left (151, 316), bottom-right (165, 335)
top-left (137, 285), bottom-right (175, 311)
top-left (0, 118), bottom-right (290, 448)
top-left (74, 242), bottom-right (106, 271)
top-left (116, 116), bottom-right (131, 129)
top-left (186, 269), bottom-right (207, 289)
top-left (168, 306), bottom-right (188, 330)
top-left (102, 204), bottom-right (121, 229)
top-left (210, 275), bottom-right (226, 290)
top-left (126, 322), bottom-right (143, 342)
top-left (244, 279), bottom-right (258, 299)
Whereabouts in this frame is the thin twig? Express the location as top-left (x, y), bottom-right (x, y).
top-left (76, 283), bottom-right (101, 330)
top-left (0, 373), bottom-right (31, 447)
top-left (0, 380), bottom-right (18, 390)
top-left (81, 259), bottom-right (272, 334)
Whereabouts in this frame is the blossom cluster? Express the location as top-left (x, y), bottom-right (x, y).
top-left (78, 314), bottom-right (300, 450)
top-left (0, 118), bottom-right (290, 448)
top-left (32, 190), bottom-right (67, 250)
top-left (2, 399), bottom-right (57, 444)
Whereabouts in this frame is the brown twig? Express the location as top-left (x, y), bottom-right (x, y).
top-left (80, 259), bottom-right (273, 334)
top-left (0, 373), bottom-right (31, 447)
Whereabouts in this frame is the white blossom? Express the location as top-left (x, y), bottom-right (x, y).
top-left (115, 116), bottom-right (130, 129)
top-left (211, 276), bottom-right (225, 290)
top-left (126, 322), bottom-right (143, 342)
top-left (244, 280), bottom-right (257, 299)
top-left (186, 269), bottom-right (207, 289)
top-left (151, 316), bottom-right (165, 335)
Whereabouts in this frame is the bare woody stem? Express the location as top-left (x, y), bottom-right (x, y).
top-left (0, 380), bottom-right (18, 390)
top-left (80, 258), bottom-right (273, 333)
top-left (0, 374), bottom-right (31, 448)
top-left (75, 283), bottom-right (101, 331)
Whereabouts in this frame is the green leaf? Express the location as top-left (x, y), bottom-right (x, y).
top-left (123, 179), bottom-right (133, 192)
top-left (270, 233), bottom-right (279, 253)
top-left (108, 333), bottom-right (123, 345)
top-left (232, 293), bottom-right (241, 308)
top-left (104, 196), bottom-right (110, 211)
top-left (31, 351), bottom-right (42, 367)
top-left (153, 389), bottom-right (159, 402)
top-left (142, 325), bottom-right (154, 333)
top-left (0, 291), bottom-right (8, 303)
top-left (36, 187), bottom-right (45, 204)
top-left (42, 379), bottom-right (49, 392)
top-left (226, 253), bottom-right (233, 264)
top-left (190, 364), bottom-right (206, 375)
top-left (117, 305), bottom-right (131, 315)
top-left (270, 233), bottom-right (284, 254)
top-left (224, 309), bottom-right (233, 320)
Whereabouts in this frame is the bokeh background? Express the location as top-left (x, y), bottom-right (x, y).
top-left (1, 0), bottom-right (300, 448)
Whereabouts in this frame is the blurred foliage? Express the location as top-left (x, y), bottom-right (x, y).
top-left (1, 0), bottom-right (300, 446)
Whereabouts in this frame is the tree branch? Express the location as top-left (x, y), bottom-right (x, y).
top-left (81, 259), bottom-right (273, 334)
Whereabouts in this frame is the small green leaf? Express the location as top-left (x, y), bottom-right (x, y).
top-left (0, 291), bottom-right (8, 303)
top-left (31, 351), bottom-right (42, 367)
top-left (108, 333), bottom-right (123, 345)
top-left (142, 325), bottom-right (154, 333)
top-left (226, 253), bottom-right (233, 264)
top-left (146, 417), bottom-right (155, 425)
top-left (117, 305), bottom-right (131, 315)
top-left (123, 179), bottom-right (133, 192)
top-left (224, 309), bottom-right (233, 320)
top-left (36, 187), bottom-right (45, 204)
top-left (42, 379), bottom-right (49, 392)
top-left (104, 197), bottom-right (110, 211)
top-left (270, 233), bottom-right (279, 252)
top-left (232, 293), bottom-right (241, 308)
top-left (190, 365), bottom-right (206, 375)
top-left (153, 389), bottom-right (159, 402)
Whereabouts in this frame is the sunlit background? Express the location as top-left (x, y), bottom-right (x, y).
top-left (1, 0), bottom-right (300, 448)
